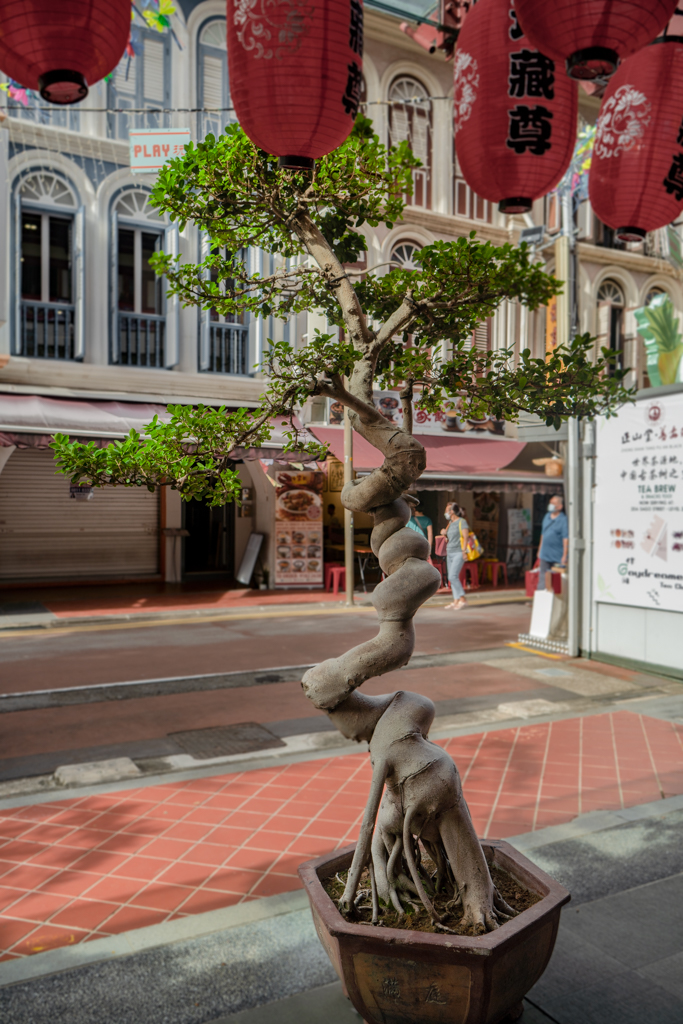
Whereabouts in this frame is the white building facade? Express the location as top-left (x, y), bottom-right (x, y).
top-left (0, 1), bottom-right (681, 603)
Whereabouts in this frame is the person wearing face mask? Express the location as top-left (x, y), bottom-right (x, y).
top-left (440, 502), bottom-right (469, 610)
top-left (536, 494), bottom-right (568, 591)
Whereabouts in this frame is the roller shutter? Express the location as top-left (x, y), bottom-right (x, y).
top-left (0, 449), bottom-right (159, 580)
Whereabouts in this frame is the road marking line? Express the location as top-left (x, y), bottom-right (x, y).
top-left (505, 642), bottom-right (565, 660)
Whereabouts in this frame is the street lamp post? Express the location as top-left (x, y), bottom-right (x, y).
top-left (557, 189), bottom-right (581, 657)
top-left (343, 397), bottom-right (354, 607)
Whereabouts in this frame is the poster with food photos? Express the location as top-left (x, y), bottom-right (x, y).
top-left (594, 393), bottom-right (683, 612)
top-left (274, 469), bottom-right (324, 587)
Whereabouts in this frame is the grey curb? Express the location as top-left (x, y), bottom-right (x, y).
top-left (0, 890), bottom-right (310, 989)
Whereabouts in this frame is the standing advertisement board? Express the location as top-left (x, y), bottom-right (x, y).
top-left (273, 469), bottom-right (324, 588)
top-left (594, 393), bottom-right (683, 612)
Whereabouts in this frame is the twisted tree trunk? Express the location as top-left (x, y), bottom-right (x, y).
top-left (294, 210), bottom-right (513, 933)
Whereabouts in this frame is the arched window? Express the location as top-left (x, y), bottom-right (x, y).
top-left (15, 172), bottom-right (83, 361)
top-left (390, 241), bottom-right (421, 270)
top-left (597, 279), bottom-right (625, 372)
top-left (388, 76), bottom-right (432, 208)
top-left (645, 286), bottom-right (666, 306)
top-left (197, 19), bottom-right (230, 140)
top-left (107, 13), bottom-right (171, 140)
top-left (111, 189), bottom-right (176, 369)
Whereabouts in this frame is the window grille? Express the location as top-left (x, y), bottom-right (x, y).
top-left (199, 241), bottom-right (249, 374)
top-left (111, 190), bottom-right (168, 367)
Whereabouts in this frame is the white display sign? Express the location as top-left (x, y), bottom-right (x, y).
top-left (130, 129), bottom-right (191, 173)
top-left (594, 393), bottom-right (683, 612)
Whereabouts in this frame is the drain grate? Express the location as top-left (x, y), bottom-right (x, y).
top-left (168, 722), bottom-right (286, 760)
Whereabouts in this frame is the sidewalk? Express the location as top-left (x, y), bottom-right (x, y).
top-left (1, 701), bottom-right (682, 965)
top-left (0, 580), bottom-right (527, 629)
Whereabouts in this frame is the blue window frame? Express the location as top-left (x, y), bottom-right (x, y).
top-left (14, 171), bottom-right (84, 361)
top-left (197, 18), bottom-right (231, 141)
top-left (107, 23), bottom-right (171, 140)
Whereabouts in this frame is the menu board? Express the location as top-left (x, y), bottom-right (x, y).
top-left (594, 393), bottom-right (683, 612)
top-left (274, 469), bottom-right (324, 588)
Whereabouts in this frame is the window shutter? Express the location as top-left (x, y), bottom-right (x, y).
top-left (164, 224), bottom-right (180, 368)
top-left (472, 320), bottom-right (490, 352)
top-left (144, 37), bottom-right (165, 105)
top-left (199, 232), bottom-right (211, 371)
top-left (412, 112), bottom-right (429, 165)
top-left (73, 205), bottom-right (85, 359)
top-left (113, 55), bottom-right (136, 97)
top-left (597, 301), bottom-right (610, 347)
top-left (110, 208), bottom-right (119, 363)
top-left (390, 107), bottom-right (410, 146)
top-left (203, 55), bottom-right (223, 110)
top-left (13, 188), bottom-right (21, 355)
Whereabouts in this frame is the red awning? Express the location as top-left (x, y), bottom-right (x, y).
top-left (310, 426), bottom-right (524, 474)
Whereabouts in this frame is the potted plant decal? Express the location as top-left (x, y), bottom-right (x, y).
top-left (52, 118), bottom-right (631, 1023)
top-left (635, 293), bottom-right (683, 386)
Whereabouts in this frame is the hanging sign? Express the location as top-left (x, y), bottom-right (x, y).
top-left (130, 129), bottom-right (191, 173)
top-left (594, 393), bottom-right (683, 613)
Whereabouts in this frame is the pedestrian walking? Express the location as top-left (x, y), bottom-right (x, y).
top-left (536, 494), bottom-right (568, 590)
top-left (441, 502), bottom-right (469, 610)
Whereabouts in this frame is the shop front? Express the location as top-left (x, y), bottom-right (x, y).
top-left (310, 418), bottom-right (562, 590)
top-left (0, 394), bottom-right (166, 584)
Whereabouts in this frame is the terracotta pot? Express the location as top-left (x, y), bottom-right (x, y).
top-left (299, 840), bottom-right (570, 1024)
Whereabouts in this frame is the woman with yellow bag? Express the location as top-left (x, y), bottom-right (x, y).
top-left (441, 502), bottom-right (484, 610)
top-left (442, 503), bottom-right (468, 611)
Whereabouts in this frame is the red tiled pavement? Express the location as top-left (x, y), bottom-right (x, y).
top-left (0, 710), bottom-right (681, 959)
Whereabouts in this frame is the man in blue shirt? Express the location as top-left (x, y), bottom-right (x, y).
top-left (537, 495), bottom-right (568, 591)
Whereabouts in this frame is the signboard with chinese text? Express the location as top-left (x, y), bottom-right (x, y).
top-left (328, 391), bottom-right (505, 435)
top-left (594, 393), bottom-right (683, 613)
top-left (130, 129), bottom-right (191, 173)
top-left (273, 470), bottom-right (324, 588)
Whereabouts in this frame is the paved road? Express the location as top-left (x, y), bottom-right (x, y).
top-left (0, 602), bottom-right (532, 694)
top-left (0, 600), bottom-right (663, 782)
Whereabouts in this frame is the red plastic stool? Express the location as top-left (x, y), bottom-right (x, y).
top-left (327, 566), bottom-right (346, 595)
top-left (324, 562), bottom-right (344, 591)
top-left (459, 562), bottom-right (479, 589)
top-left (491, 561), bottom-right (508, 587)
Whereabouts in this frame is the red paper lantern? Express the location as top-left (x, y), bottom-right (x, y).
top-left (515, 0), bottom-right (678, 80)
top-left (589, 40), bottom-right (683, 241)
top-left (0, 0), bottom-right (130, 104)
top-left (227, 0), bottom-right (363, 168)
top-left (454, 0), bottom-right (577, 214)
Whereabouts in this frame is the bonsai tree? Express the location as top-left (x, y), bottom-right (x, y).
top-left (52, 117), bottom-right (630, 934)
